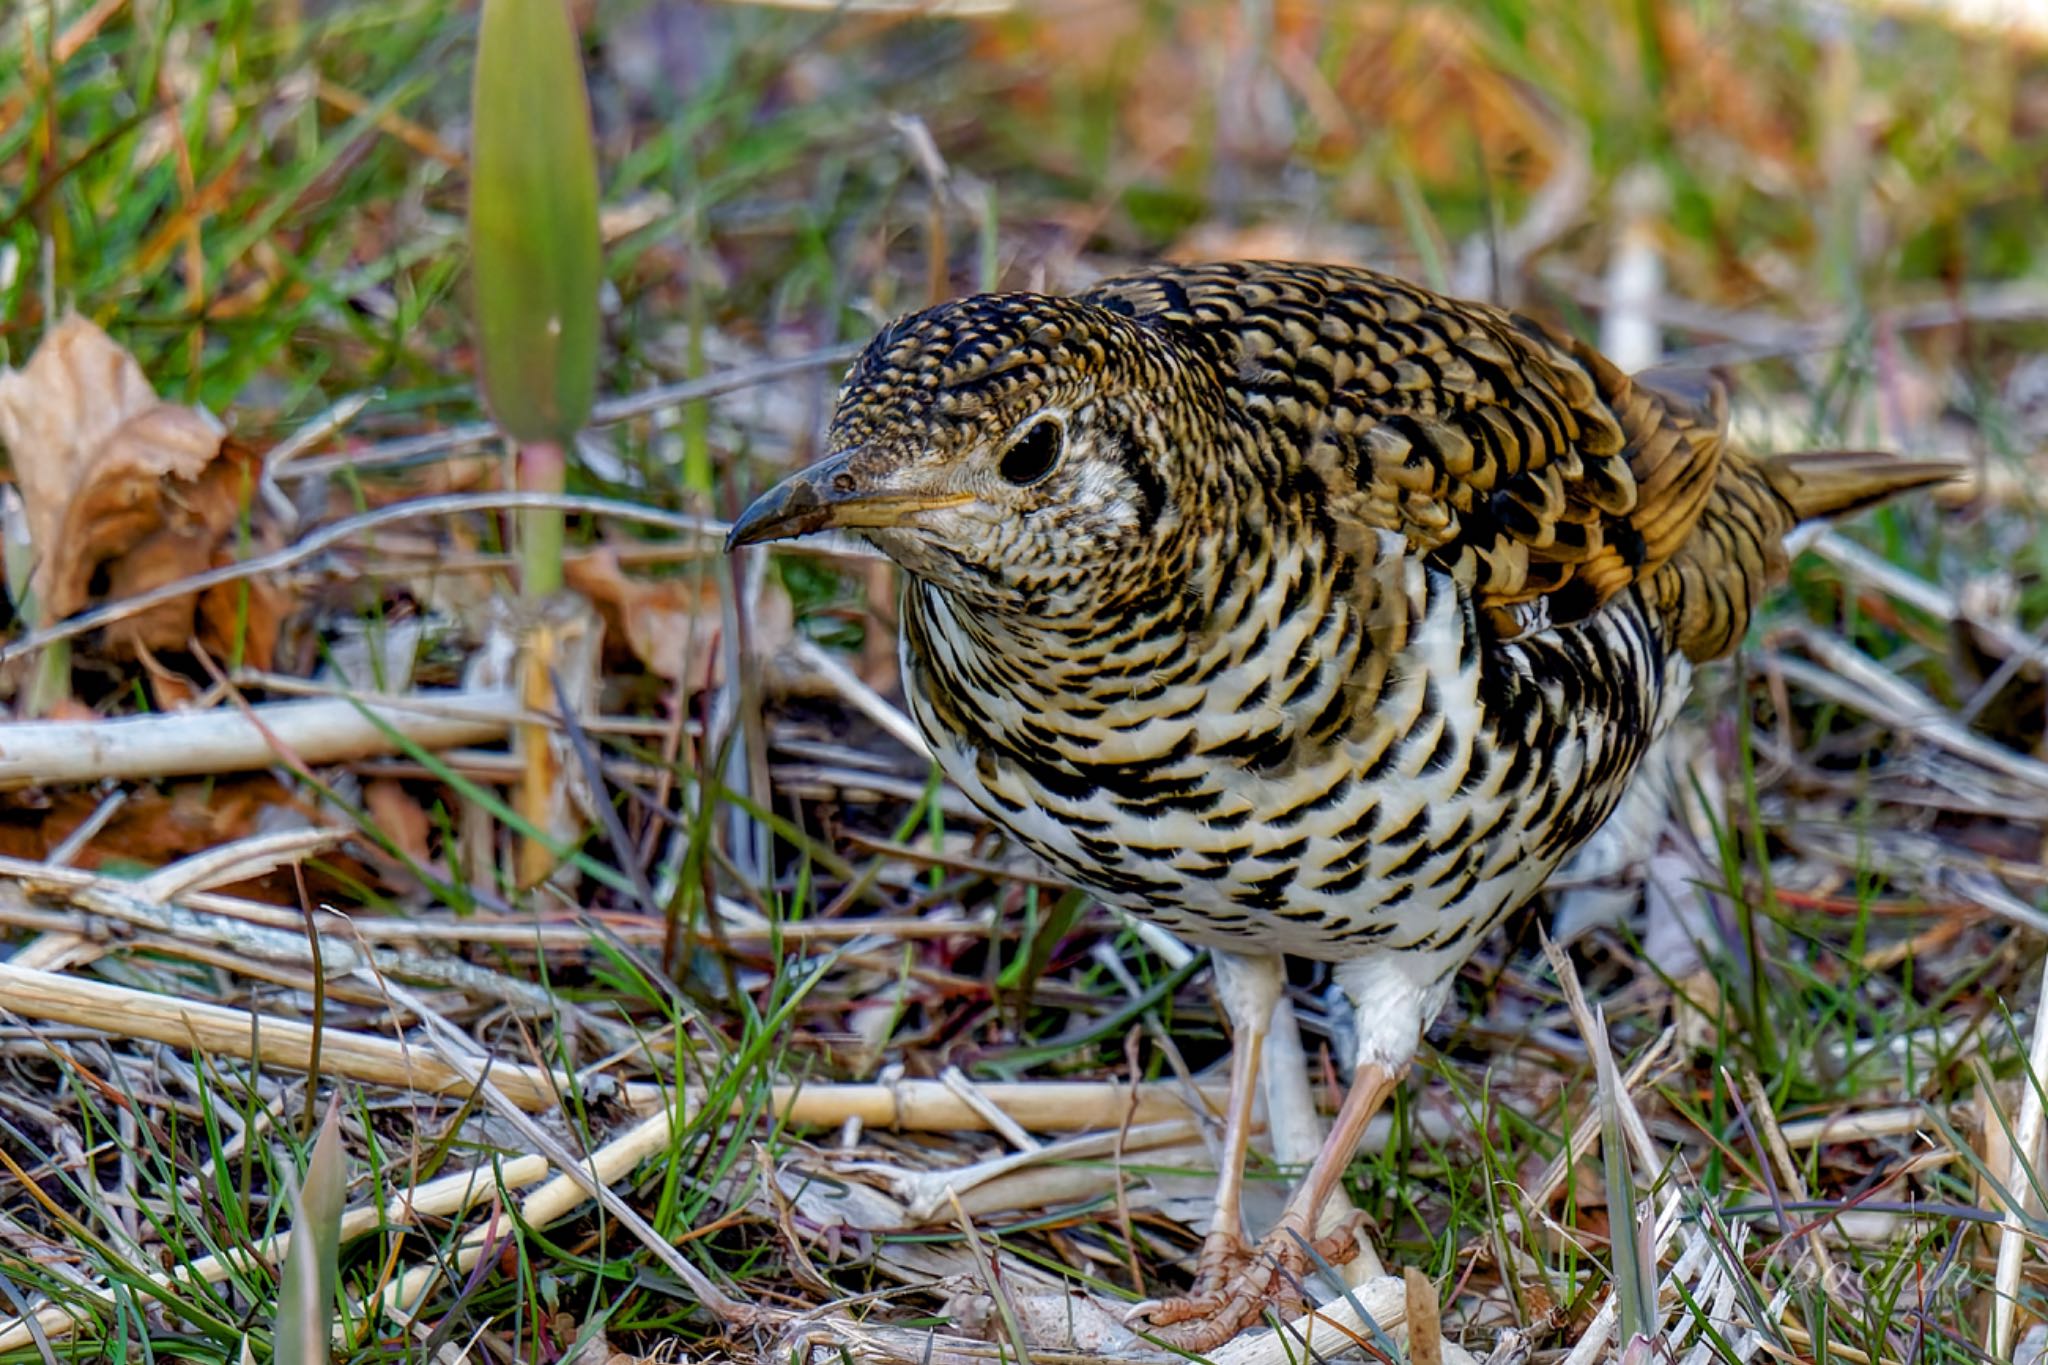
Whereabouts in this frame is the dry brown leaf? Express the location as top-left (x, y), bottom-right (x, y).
top-left (364, 779), bottom-right (436, 868)
top-left (0, 315), bottom-right (176, 580)
top-left (566, 548), bottom-right (790, 689)
top-left (0, 777), bottom-right (376, 901)
top-left (0, 316), bottom-right (286, 666)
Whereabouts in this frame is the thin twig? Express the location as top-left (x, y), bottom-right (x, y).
top-left (284, 343), bottom-right (862, 480)
top-left (0, 492), bottom-right (726, 665)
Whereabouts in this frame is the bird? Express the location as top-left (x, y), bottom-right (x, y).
top-left (725, 259), bottom-right (1951, 1347)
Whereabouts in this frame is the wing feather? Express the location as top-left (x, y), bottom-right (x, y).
top-left (1082, 261), bottom-right (1729, 635)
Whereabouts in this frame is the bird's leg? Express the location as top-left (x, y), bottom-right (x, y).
top-left (1139, 1062), bottom-right (1401, 1351)
top-left (1185, 990), bottom-right (1266, 1287)
top-left (1129, 952), bottom-right (1282, 1322)
top-left (1260, 996), bottom-right (1326, 1167)
top-left (1260, 1058), bottom-right (1399, 1254)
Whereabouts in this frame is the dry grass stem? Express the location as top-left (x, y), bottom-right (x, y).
top-left (0, 689), bottom-right (523, 787)
top-left (1989, 948), bottom-right (2048, 1358)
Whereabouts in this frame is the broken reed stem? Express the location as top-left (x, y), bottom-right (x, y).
top-left (514, 437), bottom-right (569, 887)
top-left (0, 959), bottom-right (1229, 1124)
top-left (516, 615), bottom-right (562, 888)
top-left (0, 689), bottom-right (524, 788)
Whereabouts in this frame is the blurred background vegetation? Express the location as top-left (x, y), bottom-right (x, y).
top-left (6, 0), bottom-right (2043, 463)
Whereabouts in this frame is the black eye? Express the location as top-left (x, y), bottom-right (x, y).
top-left (998, 418), bottom-right (1063, 487)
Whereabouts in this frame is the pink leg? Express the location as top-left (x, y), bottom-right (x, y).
top-left (1126, 953), bottom-right (1280, 1321)
top-left (1133, 1063), bottom-right (1400, 1351)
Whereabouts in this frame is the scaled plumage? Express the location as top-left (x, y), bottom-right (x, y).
top-left (729, 260), bottom-right (1950, 1346)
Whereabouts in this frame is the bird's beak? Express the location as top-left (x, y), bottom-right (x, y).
top-left (725, 451), bottom-right (974, 550)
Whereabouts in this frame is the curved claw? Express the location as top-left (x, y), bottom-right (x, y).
top-left (1139, 1285), bottom-right (1273, 1350)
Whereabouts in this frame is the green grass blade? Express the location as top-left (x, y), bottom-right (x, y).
top-left (273, 1102), bottom-right (346, 1365)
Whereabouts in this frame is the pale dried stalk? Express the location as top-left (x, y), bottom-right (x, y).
top-left (1599, 165), bottom-right (1667, 372)
top-left (939, 1064), bottom-right (1041, 1152)
top-left (1207, 1275), bottom-right (1484, 1365)
top-left (880, 1123), bottom-right (1212, 1222)
top-left (1555, 1186), bottom-right (1690, 1365)
top-left (4, 956), bottom-right (1904, 1158)
top-left (1539, 932), bottom-right (1669, 1172)
top-left (370, 978), bottom-right (763, 1327)
top-left (847, 1073), bottom-right (1546, 1226)
top-left (789, 636), bottom-right (931, 759)
top-left (1524, 1027), bottom-right (1676, 1210)
top-left (0, 962), bottom-right (610, 1109)
top-left (1743, 1069), bottom-right (1840, 1296)
top-left (1990, 949), bottom-right (2048, 1359)
top-left (1543, 933), bottom-right (1704, 1361)
top-left (130, 829), bottom-right (343, 900)
top-left (1769, 642), bottom-right (2048, 802)
top-left (0, 878), bottom-right (995, 962)
top-left (0, 852), bottom-right (571, 1017)
top-left (0, 688), bottom-right (522, 788)
top-left (0, 963), bottom-right (1257, 1127)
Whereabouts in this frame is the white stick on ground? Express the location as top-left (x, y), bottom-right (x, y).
top-left (0, 689), bottom-right (523, 787)
top-left (1989, 949), bottom-right (2048, 1359)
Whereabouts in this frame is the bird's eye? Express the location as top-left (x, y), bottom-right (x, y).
top-left (998, 418), bottom-right (1064, 487)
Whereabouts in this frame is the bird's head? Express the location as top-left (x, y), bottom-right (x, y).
top-left (727, 291), bottom-right (1223, 615)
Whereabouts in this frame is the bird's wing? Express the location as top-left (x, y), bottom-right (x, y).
top-left (1082, 261), bottom-right (1729, 633)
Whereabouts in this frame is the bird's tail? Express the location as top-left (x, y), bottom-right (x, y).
top-left (1758, 450), bottom-right (1962, 523)
top-left (1650, 450), bottom-right (1958, 664)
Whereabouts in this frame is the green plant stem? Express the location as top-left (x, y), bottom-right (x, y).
top-left (519, 439), bottom-right (566, 597)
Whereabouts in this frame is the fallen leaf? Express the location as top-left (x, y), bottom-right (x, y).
top-left (0, 323), bottom-right (154, 581)
top-left (0, 317), bottom-right (287, 667)
top-left (364, 779), bottom-right (436, 869)
top-left (0, 777), bottom-right (377, 903)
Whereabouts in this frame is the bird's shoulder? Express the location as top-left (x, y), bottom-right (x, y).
top-left (1081, 260), bottom-right (1730, 633)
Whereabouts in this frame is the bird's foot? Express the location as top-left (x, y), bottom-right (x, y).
top-left (1127, 1211), bottom-right (1365, 1350)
